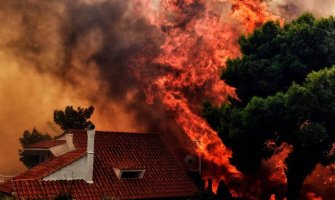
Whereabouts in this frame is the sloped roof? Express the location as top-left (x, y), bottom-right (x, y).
top-left (0, 149), bottom-right (85, 195)
top-left (15, 150), bottom-right (86, 179)
top-left (2, 130), bottom-right (198, 199)
top-left (23, 140), bottom-right (66, 148)
top-left (0, 181), bottom-right (12, 194)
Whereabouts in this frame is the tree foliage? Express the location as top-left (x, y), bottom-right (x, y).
top-left (19, 128), bottom-right (51, 147)
top-left (53, 106), bottom-right (95, 130)
top-left (223, 14), bottom-right (335, 105)
top-left (204, 14), bottom-right (335, 199)
top-left (19, 105), bottom-right (94, 169)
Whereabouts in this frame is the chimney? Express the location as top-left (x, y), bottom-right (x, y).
top-left (65, 133), bottom-right (75, 151)
top-left (86, 125), bottom-right (95, 183)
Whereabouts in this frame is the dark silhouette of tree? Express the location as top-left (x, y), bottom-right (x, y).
top-left (19, 128), bottom-right (51, 147)
top-left (54, 106), bottom-right (95, 130)
top-left (215, 180), bottom-right (233, 200)
top-left (19, 128), bottom-right (51, 168)
top-left (204, 14), bottom-right (335, 200)
top-left (190, 190), bottom-right (215, 200)
top-left (19, 105), bottom-right (94, 168)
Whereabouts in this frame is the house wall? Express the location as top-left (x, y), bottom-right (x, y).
top-left (50, 143), bottom-right (71, 157)
top-left (43, 156), bottom-right (87, 180)
top-left (57, 133), bottom-right (75, 151)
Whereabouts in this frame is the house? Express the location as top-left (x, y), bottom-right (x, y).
top-left (19, 139), bottom-right (74, 168)
top-left (0, 128), bottom-right (198, 199)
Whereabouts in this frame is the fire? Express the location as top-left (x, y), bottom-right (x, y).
top-left (264, 142), bottom-right (292, 185)
top-left (131, 0), bottom-right (277, 189)
top-left (1, 0), bottom-right (334, 198)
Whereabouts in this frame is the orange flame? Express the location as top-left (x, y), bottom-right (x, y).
top-left (132, 0), bottom-right (278, 189)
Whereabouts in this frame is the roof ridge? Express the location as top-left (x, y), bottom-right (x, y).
top-left (23, 139), bottom-right (66, 148)
top-left (12, 178), bottom-right (36, 182)
top-left (65, 129), bottom-right (159, 135)
top-left (96, 131), bottom-right (159, 135)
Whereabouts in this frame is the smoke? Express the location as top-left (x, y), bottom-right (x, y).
top-left (0, 0), bottom-right (196, 175)
top-left (0, 54), bottom-right (86, 174)
top-left (0, 0), bottom-right (334, 198)
top-left (265, 0), bottom-right (335, 18)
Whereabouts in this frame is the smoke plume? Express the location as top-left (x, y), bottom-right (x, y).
top-left (0, 0), bottom-right (165, 174)
top-left (0, 0), bottom-right (208, 175)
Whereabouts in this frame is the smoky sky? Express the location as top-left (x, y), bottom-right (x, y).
top-left (0, 0), bottom-right (192, 174)
top-left (5, 0), bottom-right (163, 100)
top-left (4, 0), bottom-right (334, 137)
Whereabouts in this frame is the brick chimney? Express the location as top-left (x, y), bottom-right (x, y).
top-left (86, 126), bottom-right (95, 183)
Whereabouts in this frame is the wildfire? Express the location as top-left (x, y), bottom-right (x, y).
top-left (131, 0), bottom-right (277, 191)
top-left (2, 0), bottom-right (335, 198)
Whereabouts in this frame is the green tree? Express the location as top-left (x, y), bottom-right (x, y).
top-left (222, 14), bottom-right (335, 105)
top-left (204, 14), bottom-right (335, 200)
top-left (53, 106), bottom-right (95, 130)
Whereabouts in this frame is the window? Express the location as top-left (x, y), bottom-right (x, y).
top-left (120, 171), bottom-right (142, 179)
top-left (113, 168), bottom-right (145, 179)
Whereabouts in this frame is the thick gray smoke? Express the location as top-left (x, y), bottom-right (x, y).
top-left (0, 0), bottom-right (193, 175)
top-left (5, 0), bottom-right (162, 97)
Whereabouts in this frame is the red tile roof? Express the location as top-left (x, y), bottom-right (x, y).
top-left (0, 150), bottom-right (85, 195)
top-left (24, 140), bottom-right (66, 148)
top-left (2, 130), bottom-right (198, 199)
top-left (0, 181), bottom-right (13, 194)
top-left (15, 150), bottom-right (86, 180)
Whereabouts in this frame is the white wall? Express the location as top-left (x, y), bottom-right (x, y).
top-left (43, 155), bottom-right (87, 180)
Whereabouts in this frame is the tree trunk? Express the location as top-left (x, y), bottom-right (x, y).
top-left (285, 148), bottom-right (320, 200)
top-left (286, 170), bottom-right (307, 200)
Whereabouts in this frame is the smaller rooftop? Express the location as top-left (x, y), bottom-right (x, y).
top-left (24, 140), bottom-right (66, 148)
